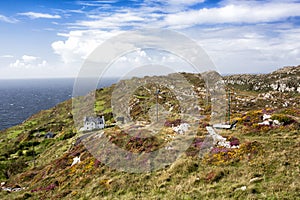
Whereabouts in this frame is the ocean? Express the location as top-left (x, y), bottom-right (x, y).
top-left (0, 78), bottom-right (118, 131)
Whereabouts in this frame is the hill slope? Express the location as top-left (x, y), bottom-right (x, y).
top-left (0, 66), bottom-right (299, 199)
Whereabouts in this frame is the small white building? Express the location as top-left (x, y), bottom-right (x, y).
top-left (82, 116), bottom-right (105, 131)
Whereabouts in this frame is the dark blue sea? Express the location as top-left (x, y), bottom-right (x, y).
top-left (0, 78), bottom-right (118, 131)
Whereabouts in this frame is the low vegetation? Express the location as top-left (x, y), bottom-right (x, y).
top-left (0, 66), bottom-right (299, 199)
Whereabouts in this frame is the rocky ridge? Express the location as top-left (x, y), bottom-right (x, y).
top-left (224, 65), bottom-right (300, 93)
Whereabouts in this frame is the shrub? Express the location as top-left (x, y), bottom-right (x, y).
top-left (94, 159), bottom-right (101, 168)
top-left (239, 141), bottom-right (263, 160)
top-left (203, 147), bottom-right (237, 165)
top-left (164, 119), bottom-right (182, 127)
top-left (25, 149), bottom-right (35, 157)
top-left (19, 141), bottom-right (40, 149)
top-left (125, 136), bottom-right (161, 153)
top-left (31, 183), bottom-right (57, 193)
top-left (22, 193), bottom-right (32, 199)
top-left (271, 114), bottom-right (294, 125)
top-left (60, 130), bottom-right (76, 140)
top-left (205, 170), bottom-right (226, 183)
top-left (229, 137), bottom-right (240, 147)
top-left (17, 150), bottom-right (23, 156)
top-left (0, 158), bottom-right (28, 179)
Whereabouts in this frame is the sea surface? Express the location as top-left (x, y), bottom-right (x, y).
top-left (0, 78), bottom-right (117, 131)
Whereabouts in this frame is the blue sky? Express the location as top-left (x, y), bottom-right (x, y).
top-left (0, 0), bottom-right (300, 78)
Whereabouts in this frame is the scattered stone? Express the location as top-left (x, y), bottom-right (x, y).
top-left (172, 123), bottom-right (190, 134)
top-left (165, 146), bottom-right (173, 150)
top-left (71, 156), bottom-right (81, 166)
top-left (241, 186), bottom-right (247, 191)
top-left (235, 186), bottom-right (247, 191)
top-left (273, 120), bottom-right (282, 126)
top-left (258, 114), bottom-right (284, 126)
top-left (206, 126), bottom-right (239, 148)
top-left (258, 120), bottom-right (271, 126)
top-left (225, 65), bottom-right (300, 93)
top-left (1, 185), bottom-right (26, 192)
top-left (250, 177), bottom-right (263, 183)
top-left (262, 114), bottom-right (271, 121)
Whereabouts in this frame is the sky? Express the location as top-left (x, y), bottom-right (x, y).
top-left (0, 0), bottom-right (300, 79)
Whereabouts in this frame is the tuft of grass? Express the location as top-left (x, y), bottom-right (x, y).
top-left (7, 130), bottom-right (23, 139)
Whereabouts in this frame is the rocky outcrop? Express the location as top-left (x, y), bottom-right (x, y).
top-left (224, 65), bottom-right (300, 93)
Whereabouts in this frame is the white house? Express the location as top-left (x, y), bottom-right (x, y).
top-left (82, 116), bottom-right (105, 131)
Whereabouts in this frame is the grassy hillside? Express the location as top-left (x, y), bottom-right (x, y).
top-left (0, 68), bottom-right (299, 199)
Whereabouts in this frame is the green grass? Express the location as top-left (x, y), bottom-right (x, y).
top-left (94, 100), bottom-right (106, 112)
top-left (0, 71), bottom-right (299, 199)
top-left (7, 130), bottom-right (23, 139)
top-left (1, 126), bottom-right (299, 200)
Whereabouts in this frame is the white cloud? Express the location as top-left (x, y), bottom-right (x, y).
top-left (10, 55), bottom-right (47, 69)
top-left (19, 12), bottom-right (61, 19)
top-left (0, 55), bottom-right (14, 58)
top-left (77, 0), bottom-right (118, 6)
top-left (167, 0), bottom-right (205, 6)
top-left (52, 30), bottom-right (122, 63)
top-left (184, 24), bottom-right (300, 74)
top-left (76, 10), bottom-right (159, 29)
top-left (141, 0), bottom-right (205, 13)
top-left (70, 1), bottom-right (300, 30)
top-left (164, 2), bottom-right (300, 28)
top-left (49, 0), bottom-right (300, 76)
top-left (0, 14), bottom-right (18, 23)
top-left (22, 55), bottom-right (37, 62)
top-left (105, 48), bottom-right (193, 78)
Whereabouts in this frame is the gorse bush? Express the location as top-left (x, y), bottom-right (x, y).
top-left (19, 141), bottom-right (40, 149)
top-left (203, 141), bottom-right (263, 165)
top-left (0, 158), bottom-right (28, 179)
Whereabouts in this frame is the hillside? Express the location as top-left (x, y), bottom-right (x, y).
top-left (0, 66), bottom-right (299, 199)
top-left (224, 65), bottom-right (300, 93)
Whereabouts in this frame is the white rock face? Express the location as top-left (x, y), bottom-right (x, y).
top-left (273, 120), bottom-right (282, 126)
top-left (270, 83), bottom-right (278, 90)
top-left (165, 146), bottom-right (174, 150)
top-left (258, 120), bottom-right (271, 126)
top-left (263, 114), bottom-right (271, 121)
top-left (263, 93), bottom-right (273, 99)
top-left (206, 126), bottom-right (239, 148)
top-left (172, 123), bottom-right (190, 134)
top-left (225, 66), bottom-right (300, 93)
top-left (258, 116), bottom-right (283, 126)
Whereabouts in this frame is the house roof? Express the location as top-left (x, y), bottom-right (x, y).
top-left (84, 116), bottom-right (104, 123)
